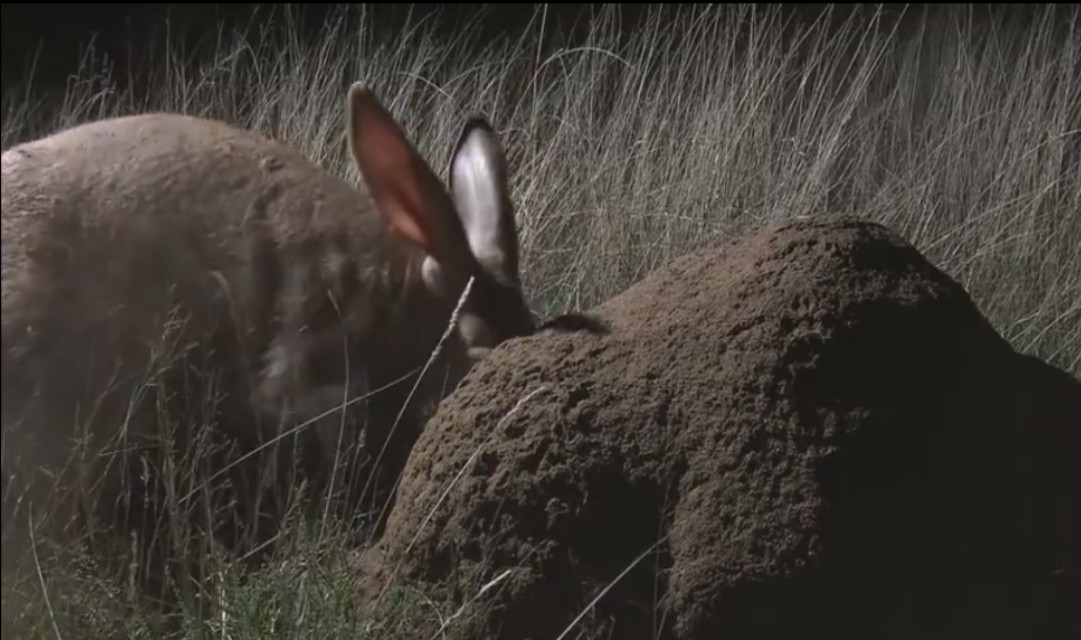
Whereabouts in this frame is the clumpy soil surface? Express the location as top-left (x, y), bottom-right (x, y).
top-left (355, 215), bottom-right (1080, 639)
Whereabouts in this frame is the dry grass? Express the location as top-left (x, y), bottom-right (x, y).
top-left (2, 4), bottom-right (1078, 638)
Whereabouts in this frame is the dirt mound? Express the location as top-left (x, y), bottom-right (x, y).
top-left (357, 216), bottom-right (1080, 639)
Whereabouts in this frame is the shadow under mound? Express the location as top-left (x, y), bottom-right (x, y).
top-left (357, 215), bottom-right (1081, 640)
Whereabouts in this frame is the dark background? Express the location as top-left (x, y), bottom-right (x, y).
top-left (3, 3), bottom-right (1048, 102)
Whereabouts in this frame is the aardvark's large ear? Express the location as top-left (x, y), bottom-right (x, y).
top-left (448, 117), bottom-right (523, 289)
top-left (345, 83), bottom-right (474, 284)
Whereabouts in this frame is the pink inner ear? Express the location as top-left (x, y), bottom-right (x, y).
top-left (351, 97), bottom-right (438, 253)
top-left (373, 179), bottom-right (434, 253)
